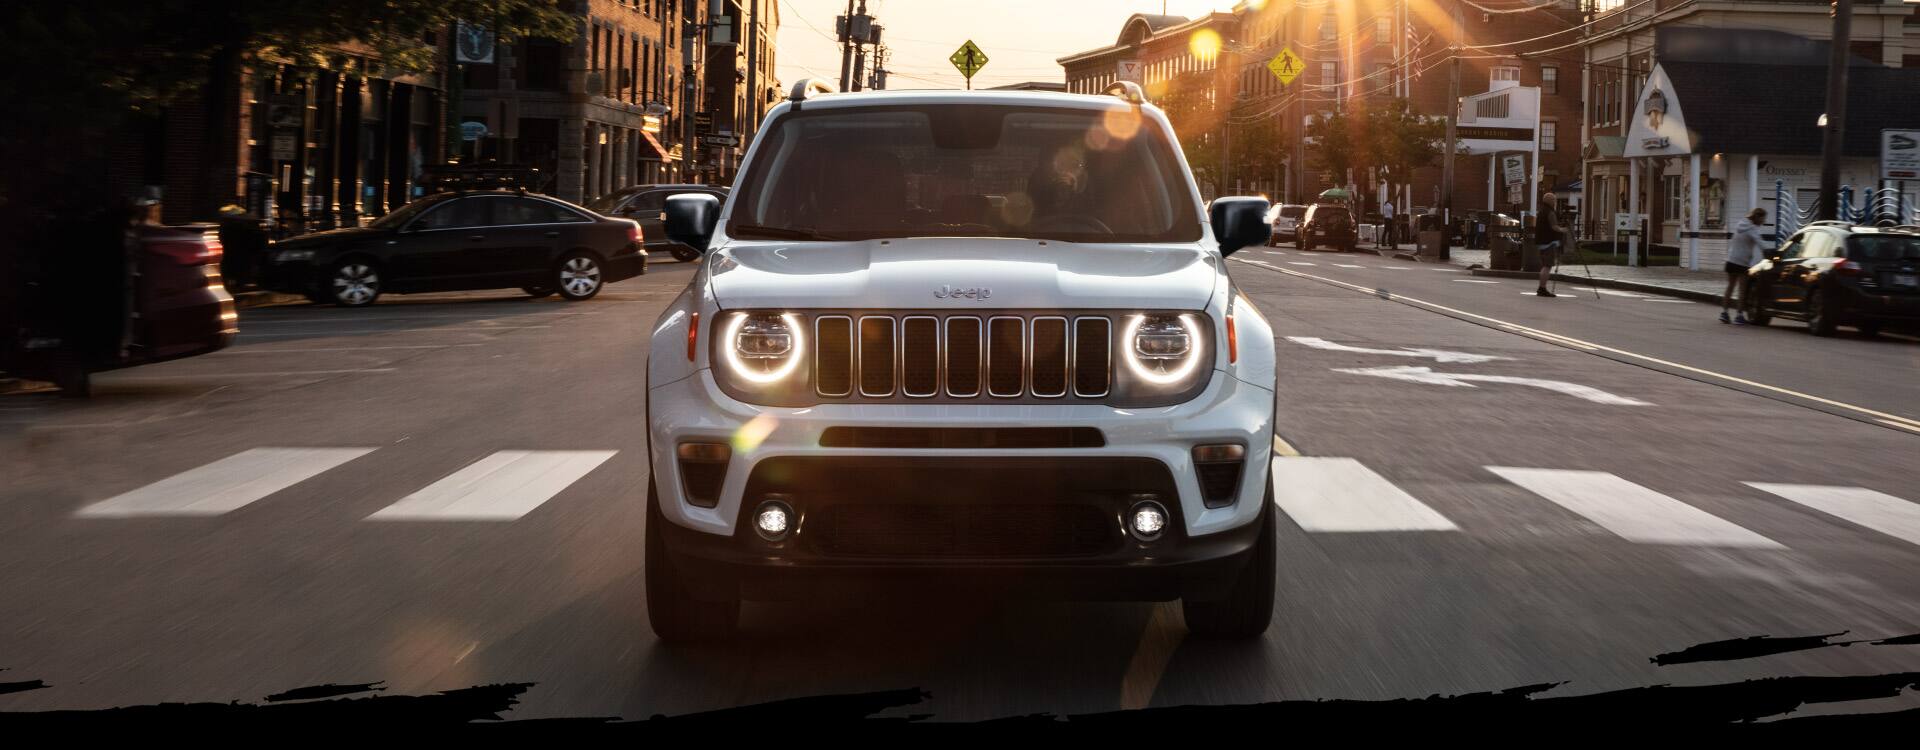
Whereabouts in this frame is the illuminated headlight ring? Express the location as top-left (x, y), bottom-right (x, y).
top-left (722, 312), bottom-right (807, 384)
top-left (1122, 313), bottom-right (1204, 386)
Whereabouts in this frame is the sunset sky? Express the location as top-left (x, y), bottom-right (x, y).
top-left (770, 1), bottom-right (1244, 91)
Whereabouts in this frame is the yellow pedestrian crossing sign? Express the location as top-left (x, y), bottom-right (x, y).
top-left (950, 40), bottom-right (989, 87)
top-left (1267, 47), bottom-right (1304, 86)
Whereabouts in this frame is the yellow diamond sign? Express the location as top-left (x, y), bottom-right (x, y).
top-left (1267, 47), bottom-right (1304, 86)
top-left (950, 40), bottom-right (989, 80)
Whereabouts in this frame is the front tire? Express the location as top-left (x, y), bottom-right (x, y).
top-left (327, 259), bottom-right (381, 307)
top-left (554, 252), bottom-right (605, 301)
top-left (1182, 480), bottom-right (1276, 639)
top-left (670, 245), bottom-right (700, 262)
top-left (646, 479), bottom-right (739, 642)
top-left (1807, 289), bottom-right (1837, 337)
top-left (521, 285), bottom-right (556, 298)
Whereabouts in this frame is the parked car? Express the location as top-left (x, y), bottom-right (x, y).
top-left (1297, 203), bottom-right (1356, 251)
top-left (4, 222), bottom-right (236, 397)
top-left (1265, 203), bottom-right (1306, 246)
top-left (257, 191), bottom-right (645, 306)
top-left (1745, 223), bottom-right (1920, 336)
top-left (587, 184), bottom-right (730, 262)
top-left (642, 81), bottom-right (1279, 642)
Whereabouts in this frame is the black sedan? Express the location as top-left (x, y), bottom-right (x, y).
top-left (258, 191), bottom-right (645, 306)
top-left (586, 184), bottom-right (728, 262)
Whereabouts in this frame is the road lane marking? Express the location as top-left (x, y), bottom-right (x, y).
top-left (1228, 260), bottom-right (1920, 433)
top-left (1747, 483), bottom-right (1920, 547)
top-left (1642, 299), bottom-right (1695, 304)
top-left (1272, 457), bottom-right (1458, 532)
top-left (1334, 263), bottom-right (1366, 268)
top-left (76, 447), bottom-right (377, 517)
top-left (1523, 292), bottom-right (1572, 298)
top-left (1334, 365), bottom-right (1649, 405)
top-left (223, 345), bottom-right (484, 353)
top-left (1453, 279), bottom-right (1501, 284)
top-left (1286, 336), bottom-right (1510, 364)
top-left (1594, 290), bottom-right (1648, 298)
top-left (1119, 602), bottom-right (1185, 710)
top-left (1271, 435), bottom-right (1301, 457)
top-left (1383, 266), bottom-right (1412, 270)
top-left (367, 450), bottom-right (617, 521)
top-left (106, 369), bottom-right (397, 378)
top-left (241, 326), bottom-right (553, 336)
top-left (1878, 419), bottom-right (1920, 434)
top-left (1487, 467), bottom-right (1783, 548)
top-left (1288, 262), bottom-right (1317, 266)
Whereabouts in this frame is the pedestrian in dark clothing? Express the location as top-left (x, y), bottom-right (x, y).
top-left (1535, 192), bottom-right (1566, 297)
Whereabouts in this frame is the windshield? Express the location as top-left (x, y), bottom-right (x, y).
top-left (583, 191), bottom-right (630, 213)
top-left (1850, 235), bottom-right (1920, 260)
top-left (368, 195), bottom-right (452, 230)
top-left (1282, 205), bottom-right (1306, 218)
top-left (726, 104), bottom-right (1200, 243)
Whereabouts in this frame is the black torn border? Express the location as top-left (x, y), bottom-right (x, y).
top-left (1, 634), bottom-right (1918, 734)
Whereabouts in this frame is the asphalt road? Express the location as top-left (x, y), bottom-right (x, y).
top-left (3, 251), bottom-right (1919, 722)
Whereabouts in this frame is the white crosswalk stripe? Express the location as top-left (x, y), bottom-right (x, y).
top-left (75, 447), bottom-right (377, 518)
top-left (366, 450), bottom-right (617, 521)
top-left (1271, 457), bottom-right (1458, 532)
top-left (1747, 483), bottom-right (1920, 547)
top-left (1487, 467), bottom-right (1782, 548)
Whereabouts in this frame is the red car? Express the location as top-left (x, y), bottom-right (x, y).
top-left (5, 223), bottom-right (236, 396)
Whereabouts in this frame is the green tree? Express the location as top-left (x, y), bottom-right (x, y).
top-left (1364, 98), bottom-right (1444, 210)
top-left (1156, 71), bottom-right (1225, 193)
top-left (1304, 108), bottom-right (1364, 190)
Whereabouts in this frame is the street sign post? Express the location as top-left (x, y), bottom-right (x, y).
top-left (1883, 129), bottom-right (1920, 180)
top-left (1117, 59), bottom-right (1143, 83)
top-left (1502, 154), bottom-right (1526, 187)
top-left (1267, 47), bottom-right (1303, 86)
top-left (950, 40), bottom-right (988, 90)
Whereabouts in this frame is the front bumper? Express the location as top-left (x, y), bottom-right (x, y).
top-left (645, 366), bottom-right (1274, 548)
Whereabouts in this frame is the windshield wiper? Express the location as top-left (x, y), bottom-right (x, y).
top-left (731, 224), bottom-right (842, 241)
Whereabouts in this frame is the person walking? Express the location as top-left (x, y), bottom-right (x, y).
top-left (1721, 207), bottom-right (1768, 324)
top-left (1535, 192), bottom-right (1566, 297)
top-left (1380, 197), bottom-right (1396, 248)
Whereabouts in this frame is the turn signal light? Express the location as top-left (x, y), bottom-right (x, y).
top-left (687, 311), bottom-right (700, 361)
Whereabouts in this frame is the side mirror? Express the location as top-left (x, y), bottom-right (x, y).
top-left (1209, 196), bottom-right (1271, 256)
top-left (664, 194), bottom-right (722, 253)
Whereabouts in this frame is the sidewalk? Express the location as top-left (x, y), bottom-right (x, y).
top-left (1373, 244), bottom-right (1727, 303)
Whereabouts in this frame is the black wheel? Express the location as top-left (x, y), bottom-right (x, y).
top-left (521, 285), bottom-right (556, 298)
top-left (1807, 290), bottom-right (1837, 337)
top-left (326, 259), bottom-right (381, 307)
top-left (670, 245), bottom-right (700, 262)
top-left (554, 252), bottom-right (605, 301)
top-left (646, 479), bottom-right (739, 642)
top-left (1182, 480), bottom-right (1276, 639)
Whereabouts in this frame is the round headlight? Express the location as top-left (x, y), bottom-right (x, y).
top-left (1122, 314), bottom-right (1203, 385)
top-left (722, 312), bottom-right (806, 383)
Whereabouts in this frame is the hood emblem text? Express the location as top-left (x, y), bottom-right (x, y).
top-left (934, 285), bottom-right (992, 300)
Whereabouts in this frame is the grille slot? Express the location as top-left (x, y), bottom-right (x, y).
top-left (814, 316), bottom-right (853, 397)
top-left (858, 316), bottom-right (896, 397)
top-left (1030, 317), bottom-right (1068, 397)
top-left (987, 316), bottom-right (1025, 397)
top-left (811, 313), bottom-right (1111, 401)
top-left (901, 316), bottom-right (940, 397)
top-left (945, 317), bottom-right (982, 397)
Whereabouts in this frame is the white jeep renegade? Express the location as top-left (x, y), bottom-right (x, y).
top-left (645, 80), bottom-right (1279, 641)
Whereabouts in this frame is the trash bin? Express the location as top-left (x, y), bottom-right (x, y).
top-left (1490, 226), bottom-right (1525, 270)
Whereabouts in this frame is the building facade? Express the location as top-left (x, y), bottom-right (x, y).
top-left (1579, 1), bottom-right (1920, 267)
top-left (702, 0), bottom-right (782, 184)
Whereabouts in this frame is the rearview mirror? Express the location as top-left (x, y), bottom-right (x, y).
top-left (1209, 196), bottom-right (1272, 256)
top-left (664, 194), bottom-right (722, 254)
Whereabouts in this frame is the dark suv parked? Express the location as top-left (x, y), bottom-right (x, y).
top-left (1746, 223), bottom-right (1920, 336)
top-left (1297, 203), bottom-right (1356, 252)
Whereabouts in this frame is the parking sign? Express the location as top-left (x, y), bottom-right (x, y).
top-left (1883, 129), bottom-right (1920, 180)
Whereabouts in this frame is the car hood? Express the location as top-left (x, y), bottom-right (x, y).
top-left (708, 238), bottom-right (1219, 311)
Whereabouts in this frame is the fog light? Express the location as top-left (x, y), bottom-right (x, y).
top-left (677, 442), bottom-right (731, 462)
top-left (1128, 498), bottom-right (1168, 542)
top-left (753, 498), bottom-right (794, 541)
top-left (1192, 444), bottom-right (1245, 463)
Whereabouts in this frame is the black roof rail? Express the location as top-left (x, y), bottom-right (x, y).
top-left (788, 78), bottom-right (837, 110)
top-left (1104, 81), bottom-right (1146, 106)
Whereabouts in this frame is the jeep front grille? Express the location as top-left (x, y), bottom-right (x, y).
top-left (811, 313), bottom-right (1111, 401)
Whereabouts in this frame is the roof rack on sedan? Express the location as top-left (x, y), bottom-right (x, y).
top-left (788, 78), bottom-right (837, 110)
top-left (1104, 81), bottom-right (1146, 106)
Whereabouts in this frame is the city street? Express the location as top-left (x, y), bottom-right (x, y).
top-left (4, 253), bottom-right (1919, 721)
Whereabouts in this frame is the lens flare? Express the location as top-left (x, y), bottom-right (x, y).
top-left (731, 413), bottom-right (778, 453)
top-left (1189, 29), bottom-right (1221, 63)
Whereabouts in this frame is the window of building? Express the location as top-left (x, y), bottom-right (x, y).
top-left (1321, 20), bottom-right (1337, 41)
top-left (1541, 121), bottom-right (1556, 151)
top-left (521, 37), bottom-right (565, 91)
top-left (1541, 65), bottom-right (1558, 94)
top-left (1321, 61), bottom-right (1338, 87)
top-left (1492, 65), bottom-right (1520, 82)
top-left (1376, 17), bottom-right (1391, 44)
top-left (1664, 175), bottom-right (1682, 219)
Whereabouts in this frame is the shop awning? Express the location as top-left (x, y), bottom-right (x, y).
top-left (1586, 136), bottom-right (1625, 159)
top-left (635, 130), bottom-right (676, 162)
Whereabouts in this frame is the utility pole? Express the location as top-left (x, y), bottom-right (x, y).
top-left (1817, 0), bottom-right (1853, 221)
top-left (839, 0), bottom-right (856, 90)
top-left (683, 4), bottom-right (701, 183)
top-left (746, 0), bottom-right (760, 125)
top-left (1441, 1), bottom-right (1462, 242)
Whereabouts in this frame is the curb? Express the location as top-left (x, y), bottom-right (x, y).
top-left (1467, 268), bottom-right (1721, 302)
top-left (232, 290), bottom-right (307, 309)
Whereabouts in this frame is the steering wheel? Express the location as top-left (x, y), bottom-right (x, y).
top-left (1030, 215), bottom-right (1113, 234)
